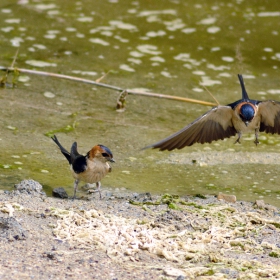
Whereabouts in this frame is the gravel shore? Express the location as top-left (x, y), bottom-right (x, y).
top-left (0, 181), bottom-right (280, 279)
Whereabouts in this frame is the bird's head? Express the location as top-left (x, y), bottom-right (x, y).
top-left (88, 145), bottom-right (115, 163)
top-left (239, 103), bottom-right (256, 126)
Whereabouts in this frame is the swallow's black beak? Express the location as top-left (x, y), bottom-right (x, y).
top-left (109, 158), bottom-right (115, 163)
top-left (245, 121), bottom-right (249, 127)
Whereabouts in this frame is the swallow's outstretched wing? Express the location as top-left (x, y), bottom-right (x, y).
top-left (259, 100), bottom-right (280, 134)
top-left (144, 106), bottom-right (237, 151)
top-left (51, 135), bottom-right (71, 164)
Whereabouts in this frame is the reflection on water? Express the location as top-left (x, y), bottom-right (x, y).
top-left (1, 0), bottom-right (280, 206)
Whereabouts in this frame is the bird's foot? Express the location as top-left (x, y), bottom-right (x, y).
top-left (234, 138), bottom-right (241, 144)
top-left (254, 139), bottom-right (259, 146)
top-left (88, 189), bottom-right (102, 199)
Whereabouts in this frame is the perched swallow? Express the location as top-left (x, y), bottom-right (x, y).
top-left (51, 135), bottom-right (115, 199)
top-left (144, 74), bottom-right (280, 151)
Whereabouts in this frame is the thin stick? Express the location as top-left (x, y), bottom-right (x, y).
top-left (201, 84), bottom-right (220, 105)
top-left (0, 66), bottom-right (217, 107)
top-left (11, 49), bottom-right (19, 68)
top-left (128, 89), bottom-right (216, 106)
top-left (95, 71), bottom-right (111, 83)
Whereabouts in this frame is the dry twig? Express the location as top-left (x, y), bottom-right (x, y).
top-left (0, 66), bottom-right (217, 108)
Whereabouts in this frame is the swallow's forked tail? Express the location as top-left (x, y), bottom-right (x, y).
top-left (238, 74), bottom-right (249, 100)
top-left (51, 135), bottom-right (71, 164)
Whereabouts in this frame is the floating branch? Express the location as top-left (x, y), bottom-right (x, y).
top-left (0, 66), bottom-right (217, 107)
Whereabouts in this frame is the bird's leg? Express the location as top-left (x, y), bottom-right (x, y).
top-left (234, 132), bottom-right (242, 144)
top-left (73, 179), bottom-right (79, 200)
top-left (96, 181), bottom-right (102, 199)
top-left (254, 129), bottom-right (259, 146)
top-left (87, 182), bottom-right (102, 199)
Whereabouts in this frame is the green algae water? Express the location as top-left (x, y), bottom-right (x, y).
top-left (1, 0), bottom-right (280, 206)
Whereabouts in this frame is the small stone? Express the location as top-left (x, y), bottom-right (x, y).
top-left (14, 179), bottom-right (46, 196)
top-left (265, 205), bottom-right (278, 212)
top-left (52, 187), bottom-right (68, 199)
top-left (0, 217), bottom-right (28, 241)
top-left (176, 276), bottom-right (186, 280)
top-left (164, 267), bottom-right (186, 277)
top-left (217, 192), bottom-right (236, 203)
top-left (254, 200), bottom-right (278, 211)
top-left (43, 251), bottom-right (57, 260)
top-left (43, 91), bottom-right (55, 98)
top-left (132, 192), bottom-right (152, 203)
top-left (255, 200), bottom-right (266, 209)
top-left (267, 224), bottom-right (276, 230)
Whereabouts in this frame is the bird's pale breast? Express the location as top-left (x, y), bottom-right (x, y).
top-left (71, 159), bottom-right (110, 183)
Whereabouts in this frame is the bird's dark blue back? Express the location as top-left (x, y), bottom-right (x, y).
top-left (227, 99), bottom-right (260, 109)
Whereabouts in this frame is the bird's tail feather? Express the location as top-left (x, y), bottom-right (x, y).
top-left (238, 74), bottom-right (249, 100)
top-left (51, 135), bottom-right (71, 164)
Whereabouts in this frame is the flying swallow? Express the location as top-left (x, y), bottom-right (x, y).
top-left (52, 135), bottom-right (115, 199)
top-left (144, 74), bottom-right (280, 151)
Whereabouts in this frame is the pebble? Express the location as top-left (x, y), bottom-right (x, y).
top-left (52, 187), bottom-right (68, 199)
top-left (217, 192), bottom-right (237, 203)
top-left (14, 179), bottom-right (46, 196)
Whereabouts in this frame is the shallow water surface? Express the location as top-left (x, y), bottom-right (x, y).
top-left (1, 0), bottom-right (280, 206)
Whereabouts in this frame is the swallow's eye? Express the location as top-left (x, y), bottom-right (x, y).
top-left (102, 153), bottom-right (109, 158)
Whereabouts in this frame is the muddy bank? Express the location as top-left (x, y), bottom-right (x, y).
top-left (0, 181), bottom-right (280, 279)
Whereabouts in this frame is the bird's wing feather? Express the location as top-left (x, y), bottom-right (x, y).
top-left (70, 142), bottom-right (81, 162)
top-left (259, 100), bottom-right (280, 134)
top-left (70, 142), bottom-right (87, 173)
top-left (144, 106), bottom-right (236, 151)
top-left (72, 156), bottom-right (87, 174)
